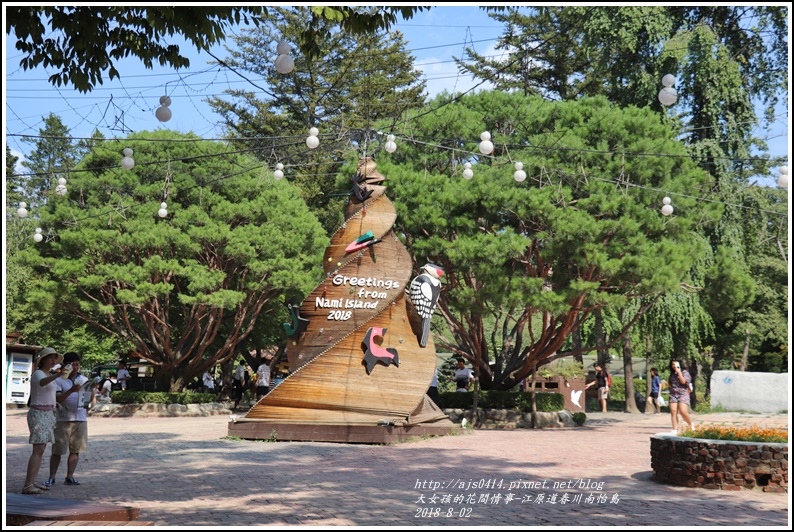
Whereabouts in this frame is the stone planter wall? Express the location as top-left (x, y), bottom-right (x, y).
top-left (89, 402), bottom-right (231, 417)
top-left (651, 434), bottom-right (788, 492)
top-left (443, 408), bottom-right (575, 429)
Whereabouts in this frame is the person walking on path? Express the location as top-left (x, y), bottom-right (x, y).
top-left (585, 362), bottom-right (610, 413)
top-left (668, 359), bottom-right (694, 434)
top-left (233, 359), bottom-right (247, 410)
top-left (46, 351), bottom-right (94, 487)
top-left (649, 367), bottom-right (662, 414)
top-left (255, 362), bottom-right (271, 400)
top-left (22, 347), bottom-right (68, 494)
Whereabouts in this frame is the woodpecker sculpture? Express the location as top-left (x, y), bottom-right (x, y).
top-left (409, 263), bottom-right (444, 347)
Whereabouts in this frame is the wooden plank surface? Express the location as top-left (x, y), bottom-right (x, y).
top-left (5, 494), bottom-right (140, 526)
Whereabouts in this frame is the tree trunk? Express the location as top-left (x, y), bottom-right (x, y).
top-left (740, 328), bottom-right (750, 371)
top-left (622, 332), bottom-right (639, 413)
top-left (571, 327), bottom-right (583, 365)
top-left (595, 308), bottom-right (608, 367)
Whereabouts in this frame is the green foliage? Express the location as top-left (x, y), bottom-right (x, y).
top-left (20, 130), bottom-right (327, 391)
top-left (436, 391), bottom-right (564, 412)
top-left (7, 6), bottom-right (434, 93)
top-left (572, 412), bottom-right (587, 426)
top-left (207, 6), bottom-right (426, 235)
top-left (536, 359), bottom-right (587, 380)
top-left (111, 391), bottom-right (218, 405)
top-left (608, 377), bottom-right (646, 401)
top-left (384, 91), bottom-right (715, 390)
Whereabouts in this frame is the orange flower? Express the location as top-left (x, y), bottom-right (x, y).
top-left (680, 423), bottom-right (787, 443)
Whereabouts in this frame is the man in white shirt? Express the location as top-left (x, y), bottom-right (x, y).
top-left (255, 363), bottom-right (271, 400)
top-left (46, 351), bottom-right (94, 487)
top-left (454, 360), bottom-right (475, 392)
top-left (116, 361), bottom-right (131, 391)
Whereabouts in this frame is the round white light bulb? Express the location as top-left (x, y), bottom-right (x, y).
top-left (662, 196), bottom-right (672, 205)
top-left (661, 74), bottom-right (676, 87)
top-left (387, 134), bottom-right (396, 142)
top-left (306, 135), bottom-right (320, 149)
top-left (384, 140), bottom-right (397, 153)
top-left (276, 163), bottom-right (284, 171)
top-left (155, 106), bottom-right (172, 122)
top-left (658, 87), bottom-right (677, 107)
top-left (17, 203), bottom-right (28, 218)
top-left (778, 173), bottom-right (789, 189)
top-left (159, 95), bottom-right (172, 107)
top-left (34, 227), bottom-right (43, 242)
top-left (514, 170), bottom-right (527, 182)
top-left (158, 202), bottom-right (168, 218)
top-left (121, 156), bottom-right (135, 170)
top-left (276, 41), bottom-right (291, 55)
top-left (309, 127), bottom-right (319, 137)
top-left (275, 54), bottom-right (295, 74)
top-left (274, 169), bottom-right (284, 180)
top-left (55, 184), bottom-right (67, 196)
top-left (462, 168), bottom-right (474, 180)
top-left (123, 148), bottom-right (133, 157)
top-left (478, 131), bottom-right (494, 155)
top-left (661, 204), bottom-right (674, 216)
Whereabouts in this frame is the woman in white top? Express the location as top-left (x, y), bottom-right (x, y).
top-left (23, 348), bottom-right (70, 494)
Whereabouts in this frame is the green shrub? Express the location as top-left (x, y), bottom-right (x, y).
top-left (435, 391), bottom-right (564, 412)
top-left (572, 412), bottom-right (586, 426)
top-left (111, 391), bottom-right (217, 405)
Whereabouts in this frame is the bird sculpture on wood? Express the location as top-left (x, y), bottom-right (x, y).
top-left (409, 263), bottom-right (444, 347)
top-left (362, 326), bottom-right (399, 374)
top-left (283, 297), bottom-right (310, 339)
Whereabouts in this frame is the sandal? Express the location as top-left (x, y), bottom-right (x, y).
top-left (22, 485), bottom-right (43, 495)
top-left (34, 482), bottom-right (50, 491)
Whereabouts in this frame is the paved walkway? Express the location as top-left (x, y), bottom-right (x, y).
top-left (3, 408), bottom-right (789, 527)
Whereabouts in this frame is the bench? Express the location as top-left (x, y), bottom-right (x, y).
top-left (5, 494), bottom-right (141, 526)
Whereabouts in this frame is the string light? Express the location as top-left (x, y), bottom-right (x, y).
top-left (55, 177), bottom-right (68, 196)
top-left (306, 127), bottom-right (320, 149)
top-left (158, 202), bottom-right (168, 218)
top-left (658, 74), bottom-right (677, 107)
top-left (33, 227), bottom-right (43, 242)
top-left (384, 134), bottom-right (397, 154)
top-left (513, 161), bottom-right (526, 182)
top-left (17, 202), bottom-right (28, 218)
top-left (156, 95), bottom-right (172, 122)
top-left (275, 41), bottom-right (295, 74)
top-left (121, 148), bottom-right (135, 170)
top-left (661, 196), bottom-right (674, 216)
top-left (274, 162), bottom-right (284, 180)
top-left (478, 131), bottom-right (494, 155)
top-left (777, 165), bottom-right (788, 189)
top-left (462, 162), bottom-right (473, 180)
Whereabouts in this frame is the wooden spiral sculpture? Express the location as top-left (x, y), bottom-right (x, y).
top-left (244, 158), bottom-right (450, 431)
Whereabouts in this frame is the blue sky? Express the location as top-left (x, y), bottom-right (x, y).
top-left (3, 6), bottom-right (790, 187)
top-left (4, 7), bottom-right (503, 156)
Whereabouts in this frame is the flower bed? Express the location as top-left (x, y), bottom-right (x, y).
top-left (651, 427), bottom-right (788, 492)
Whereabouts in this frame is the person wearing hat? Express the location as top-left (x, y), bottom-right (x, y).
top-left (22, 347), bottom-right (70, 494)
top-left (585, 362), bottom-right (610, 413)
top-left (45, 351), bottom-right (95, 487)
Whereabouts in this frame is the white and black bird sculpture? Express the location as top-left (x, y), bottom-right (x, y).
top-left (409, 263), bottom-right (444, 347)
